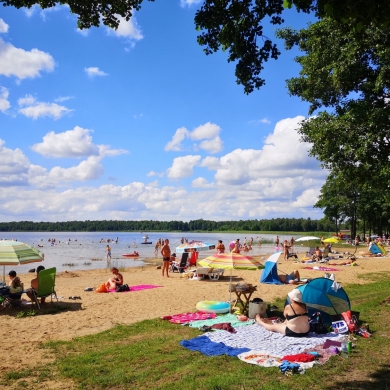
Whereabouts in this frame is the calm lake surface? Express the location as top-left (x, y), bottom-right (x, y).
top-left (0, 232), bottom-right (309, 274)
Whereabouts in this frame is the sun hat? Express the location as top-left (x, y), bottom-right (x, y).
top-left (288, 289), bottom-right (303, 303)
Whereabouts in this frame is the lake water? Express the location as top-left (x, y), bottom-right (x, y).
top-left (0, 231), bottom-right (308, 275)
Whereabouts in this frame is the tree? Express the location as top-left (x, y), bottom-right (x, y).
top-left (276, 18), bottom-right (390, 192)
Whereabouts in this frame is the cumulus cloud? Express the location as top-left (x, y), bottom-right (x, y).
top-left (54, 96), bottom-right (73, 103)
top-left (31, 126), bottom-right (100, 158)
top-left (167, 155), bottom-right (201, 179)
top-left (84, 67), bottom-right (108, 78)
top-left (165, 122), bottom-right (223, 154)
top-left (164, 127), bottom-right (189, 151)
top-left (0, 116), bottom-right (329, 221)
top-left (0, 38), bottom-right (54, 80)
top-left (0, 86), bottom-right (10, 112)
top-left (106, 15), bottom-right (143, 41)
top-left (0, 18), bottom-right (9, 33)
top-left (17, 94), bottom-right (72, 120)
top-left (249, 118), bottom-right (271, 125)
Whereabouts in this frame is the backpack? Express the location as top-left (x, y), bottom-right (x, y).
top-left (116, 284), bottom-right (130, 292)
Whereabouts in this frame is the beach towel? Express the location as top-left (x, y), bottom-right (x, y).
top-left (188, 313), bottom-right (254, 329)
top-left (303, 266), bottom-right (340, 271)
top-left (203, 324), bottom-right (343, 357)
top-left (108, 284), bottom-right (162, 293)
top-left (180, 336), bottom-right (250, 356)
top-left (161, 311), bottom-right (216, 324)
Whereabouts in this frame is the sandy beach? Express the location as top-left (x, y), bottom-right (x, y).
top-left (1, 249), bottom-right (389, 375)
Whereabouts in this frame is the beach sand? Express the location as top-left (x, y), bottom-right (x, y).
top-left (0, 249), bottom-right (388, 376)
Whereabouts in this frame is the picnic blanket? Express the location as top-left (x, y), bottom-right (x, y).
top-left (188, 313), bottom-right (254, 329)
top-left (180, 336), bottom-right (250, 356)
top-left (108, 284), bottom-right (162, 293)
top-left (161, 311), bottom-right (216, 324)
top-left (181, 324), bottom-right (343, 358)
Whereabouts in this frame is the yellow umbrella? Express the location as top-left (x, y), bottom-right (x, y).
top-left (323, 237), bottom-right (339, 243)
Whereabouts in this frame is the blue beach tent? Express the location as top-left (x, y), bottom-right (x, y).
top-left (286, 277), bottom-right (351, 325)
top-left (260, 252), bottom-right (283, 285)
top-left (369, 243), bottom-right (382, 254)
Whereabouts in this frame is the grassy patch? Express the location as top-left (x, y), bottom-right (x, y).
top-left (3, 277), bottom-right (390, 389)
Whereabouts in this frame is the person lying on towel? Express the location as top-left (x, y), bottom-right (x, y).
top-left (278, 270), bottom-right (306, 285)
top-left (255, 289), bottom-right (309, 338)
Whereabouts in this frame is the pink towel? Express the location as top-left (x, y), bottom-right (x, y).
top-left (161, 311), bottom-right (216, 324)
top-left (108, 284), bottom-right (163, 293)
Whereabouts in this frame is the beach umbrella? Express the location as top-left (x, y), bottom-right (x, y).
top-left (323, 237), bottom-right (339, 243)
top-left (0, 240), bottom-right (44, 283)
top-left (295, 236), bottom-right (321, 242)
top-left (198, 253), bottom-right (264, 312)
top-left (176, 240), bottom-right (216, 253)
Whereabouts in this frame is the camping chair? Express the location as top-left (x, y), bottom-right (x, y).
top-left (0, 286), bottom-right (24, 311)
top-left (207, 268), bottom-right (224, 280)
top-left (171, 253), bottom-right (189, 273)
top-left (30, 267), bottom-right (58, 309)
top-left (306, 247), bottom-right (315, 257)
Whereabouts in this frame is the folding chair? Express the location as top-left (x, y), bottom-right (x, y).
top-left (0, 290), bottom-right (23, 310)
top-left (30, 267), bottom-right (58, 309)
top-left (171, 253), bottom-right (189, 273)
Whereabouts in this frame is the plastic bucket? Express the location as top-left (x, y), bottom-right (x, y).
top-left (248, 301), bottom-right (267, 319)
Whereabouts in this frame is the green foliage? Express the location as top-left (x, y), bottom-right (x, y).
top-left (0, 218), bottom-right (338, 233)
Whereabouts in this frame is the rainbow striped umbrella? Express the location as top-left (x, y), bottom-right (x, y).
top-left (0, 240), bottom-right (44, 283)
top-left (199, 253), bottom-right (264, 312)
top-left (176, 240), bottom-right (216, 253)
top-left (198, 252), bottom-right (263, 270)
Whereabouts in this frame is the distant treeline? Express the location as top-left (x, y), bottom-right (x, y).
top-left (0, 218), bottom-right (338, 232)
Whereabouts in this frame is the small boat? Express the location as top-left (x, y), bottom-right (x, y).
top-left (122, 253), bottom-right (139, 257)
top-left (141, 241), bottom-right (152, 245)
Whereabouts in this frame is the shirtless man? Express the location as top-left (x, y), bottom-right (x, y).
top-left (161, 239), bottom-right (171, 277)
top-left (26, 265), bottom-right (46, 304)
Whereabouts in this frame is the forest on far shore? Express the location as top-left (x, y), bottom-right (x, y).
top-left (0, 218), bottom-right (339, 233)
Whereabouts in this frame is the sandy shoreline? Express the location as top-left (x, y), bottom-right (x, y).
top-left (1, 249), bottom-right (389, 376)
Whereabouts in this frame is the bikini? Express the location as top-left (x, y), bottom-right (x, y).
top-left (285, 304), bottom-right (309, 337)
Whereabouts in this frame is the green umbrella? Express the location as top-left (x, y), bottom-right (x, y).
top-left (0, 240), bottom-right (44, 283)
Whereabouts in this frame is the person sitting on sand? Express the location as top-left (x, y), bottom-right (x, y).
top-left (106, 267), bottom-right (123, 290)
top-left (311, 247), bottom-right (322, 261)
top-left (328, 258), bottom-right (357, 266)
top-left (255, 289), bottom-right (310, 337)
top-left (278, 270), bottom-right (306, 285)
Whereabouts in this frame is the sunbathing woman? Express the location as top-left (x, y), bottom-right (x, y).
top-left (255, 289), bottom-right (310, 337)
top-left (327, 258), bottom-right (357, 266)
top-left (106, 267), bottom-right (123, 290)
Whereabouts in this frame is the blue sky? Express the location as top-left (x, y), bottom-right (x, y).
top-left (0, 1), bottom-right (327, 222)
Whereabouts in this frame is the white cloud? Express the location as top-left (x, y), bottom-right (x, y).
top-left (18, 102), bottom-right (72, 120)
top-left (106, 15), bottom-right (143, 40)
top-left (84, 67), bottom-right (108, 77)
top-left (192, 177), bottom-right (214, 188)
top-left (198, 136), bottom-right (223, 154)
top-left (189, 122), bottom-right (221, 140)
top-left (31, 126), bottom-right (100, 158)
top-left (0, 38), bottom-right (54, 80)
top-left (167, 155), bottom-right (201, 179)
top-left (164, 127), bottom-right (189, 151)
top-left (180, 0), bottom-right (203, 7)
top-left (249, 118), bottom-right (271, 125)
top-left (54, 96), bottom-right (73, 103)
top-left (18, 95), bottom-right (37, 106)
top-left (165, 122), bottom-right (223, 154)
top-left (0, 18), bottom-right (9, 33)
top-left (0, 86), bottom-right (10, 112)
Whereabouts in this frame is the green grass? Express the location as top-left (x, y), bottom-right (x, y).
top-left (3, 274), bottom-right (390, 390)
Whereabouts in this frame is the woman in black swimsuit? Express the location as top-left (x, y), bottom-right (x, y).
top-left (255, 289), bottom-right (310, 337)
top-left (106, 267), bottom-right (124, 290)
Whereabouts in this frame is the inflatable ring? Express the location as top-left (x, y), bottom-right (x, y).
top-left (196, 300), bottom-right (230, 314)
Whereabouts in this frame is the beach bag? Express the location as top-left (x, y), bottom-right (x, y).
top-left (96, 283), bottom-right (108, 293)
top-left (341, 310), bottom-right (359, 333)
top-left (309, 312), bottom-right (328, 334)
top-left (116, 284), bottom-right (130, 292)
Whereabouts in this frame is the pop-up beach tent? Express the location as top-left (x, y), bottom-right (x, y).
top-left (286, 277), bottom-right (351, 325)
top-left (260, 252), bottom-right (283, 285)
